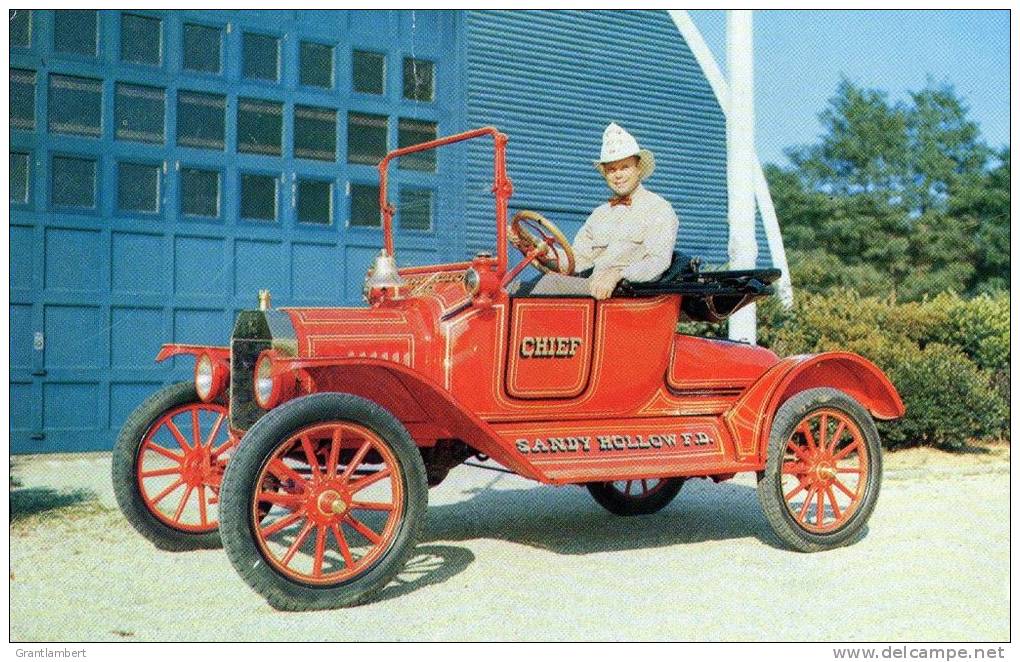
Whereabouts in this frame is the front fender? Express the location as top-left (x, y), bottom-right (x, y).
top-left (155, 343), bottom-right (230, 364)
top-left (724, 351), bottom-right (905, 463)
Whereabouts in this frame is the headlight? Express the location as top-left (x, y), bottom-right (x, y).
top-left (194, 352), bottom-right (226, 402)
top-left (254, 352), bottom-right (275, 409)
top-left (463, 268), bottom-right (481, 295)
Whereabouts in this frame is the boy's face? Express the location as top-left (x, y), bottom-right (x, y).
top-left (602, 155), bottom-right (641, 197)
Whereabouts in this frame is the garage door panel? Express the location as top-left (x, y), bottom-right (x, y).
top-left (175, 236), bottom-right (227, 296)
top-left (111, 307), bottom-right (164, 368)
top-left (111, 231), bottom-right (165, 295)
top-left (234, 239), bottom-right (286, 297)
top-left (292, 243), bottom-right (342, 302)
top-left (11, 382), bottom-right (36, 432)
top-left (43, 304), bottom-right (102, 369)
top-left (44, 227), bottom-right (102, 292)
top-left (43, 382), bottom-right (102, 431)
top-left (11, 225), bottom-right (34, 291)
top-left (11, 304), bottom-right (34, 370)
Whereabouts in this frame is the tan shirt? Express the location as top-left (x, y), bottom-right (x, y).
top-left (572, 184), bottom-right (680, 282)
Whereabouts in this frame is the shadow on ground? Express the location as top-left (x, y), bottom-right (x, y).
top-left (375, 544), bottom-right (476, 603)
top-left (9, 487), bottom-right (98, 523)
top-left (423, 474), bottom-right (785, 555)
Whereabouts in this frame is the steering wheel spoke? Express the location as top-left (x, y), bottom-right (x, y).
top-left (508, 211), bottom-right (576, 276)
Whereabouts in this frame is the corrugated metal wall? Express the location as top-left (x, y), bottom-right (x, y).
top-left (463, 9), bottom-right (773, 268)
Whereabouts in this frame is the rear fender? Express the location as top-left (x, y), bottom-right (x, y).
top-left (281, 358), bottom-right (543, 481)
top-left (724, 352), bottom-right (905, 465)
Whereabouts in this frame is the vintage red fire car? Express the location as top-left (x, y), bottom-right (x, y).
top-left (112, 127), bottom-right (905, 611)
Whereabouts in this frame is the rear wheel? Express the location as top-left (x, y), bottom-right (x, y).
top-left (111, 382), bottom-right (235, 550)
top-left (587, 477), bottom-right (685, 516)
top-left (218, 393), bottom-right (427, 611)
top-left (757, 387), bottom-right (882, 552)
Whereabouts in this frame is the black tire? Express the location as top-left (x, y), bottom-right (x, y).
top-left (218, 392), bottom-right (428, 611)
top-left (757, 387), bottom-right (883, 552)
top-left (586, 477), bottom-right (685, 516)
top-left (111, 382), bottom-right (224, 551)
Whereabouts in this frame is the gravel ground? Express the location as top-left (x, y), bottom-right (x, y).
top-left (9, 448), bottom-right (1009, 642)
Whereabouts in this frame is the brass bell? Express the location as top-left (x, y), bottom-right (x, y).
top-left (364, 250), bottom-right (407, 290)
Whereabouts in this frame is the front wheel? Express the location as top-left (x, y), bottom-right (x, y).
top-left (218, 393), bottom-right (428, 611)
top-left (757, 387), bottom-right (882, 552)
top-left (111, 382), bottom-right (234, 551)
top-left (586, 477), bottom-right (685, 516)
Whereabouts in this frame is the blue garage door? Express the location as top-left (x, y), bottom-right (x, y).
top-left (9, 9), bottom-right (465, 453)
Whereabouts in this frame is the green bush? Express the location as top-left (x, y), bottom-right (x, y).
top-left (730, 289), bottom-right (1008, 449)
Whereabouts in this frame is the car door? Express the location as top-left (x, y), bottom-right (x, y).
top-left (504, 296), bottom-right (595, 399)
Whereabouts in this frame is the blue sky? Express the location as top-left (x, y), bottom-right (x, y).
top-left (687, 10), bottom-right (1010, 167)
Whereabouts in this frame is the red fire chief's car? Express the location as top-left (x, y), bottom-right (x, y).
top-left (112, 127), bottom-right (905, 611)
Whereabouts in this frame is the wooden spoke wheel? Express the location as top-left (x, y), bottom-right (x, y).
top-left (218, 393), bottom-right (427, 611)
top-left (757, 388), bottom-right (882, 552)
top-left (587, 477), bottom-right (685, 516)
top-left (112, 382), bottom-right (234, 550)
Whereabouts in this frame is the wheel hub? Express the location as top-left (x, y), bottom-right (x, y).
top-left (307, 483), bottom-right (350, 525)
top-left (181, 447), bottom-right (212, 486)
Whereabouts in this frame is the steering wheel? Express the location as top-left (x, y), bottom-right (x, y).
top-left (508, 210), bottom-right (576, 275)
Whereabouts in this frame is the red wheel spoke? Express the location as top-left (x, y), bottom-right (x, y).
top-left (825, 486), bottom-right (842, 521)
top-left (625, 480), bottom-right (633, 496)
top-left (836, 467), bottom-right (863, 474)
top-left (173, 485), bottom-right (194, 523)
top-left (140, 466), bottom-right (182, 479)
top-left (300, 435), bottom-right (321, 481)
top-left (151, 478), bottom-right (185, 505)
top-left (211, 435), bottom-right (237, 459)
top-left (204, 413), bottom-right (226, 449)
top-left (166, 419), bottom-right (192, 452)
top-left (785, 477), bottom-right (810, 501)
top-left (327, 428), bottom-right (342, 479)
top-left (257, 491), bottom-right (305, 508)
top-left (345, 515), bottom-right (382, 545)
top-left (268, 459), bottom-right (307, 487)
top-left (143, 441), bottom-right (185, 463)
top-left (191, 409), bottom-right (202, 449)
top-left (834, 440), bottom-right (860, 462)
top-left (340, 441), bottom-right (372, 483)
top-left (348, 468), bottom-right (391, 495)
top-left (786, 441), bottom-right (811, 462)
top-left (198, 485), bottom-right (208, 526)
top-left (349, 500), bottom-right (395, 512)
top-left (331, 523), bottom-right (356, 568)
top-left (828, 421), bottom-right (846, 453)
top-left (798, 422), bottom-right (818, 453)
top-left (816, 489), bottom-right (825, 526)
top-left (312, 526), bottom-right (327, 578)
top-left (798, 486), bottom-right (818, 523)
top-left (832, 477), bottom-right (857, 499)
top-left (281, 520), bottom-right (315, 567)
top-left (641, 479), bottom-right (649, 494)
top-left (260, 511), bottom-right (304, 539)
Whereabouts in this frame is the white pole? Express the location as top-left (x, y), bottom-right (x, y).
top-left (726, 10), bottom-right (758, 343)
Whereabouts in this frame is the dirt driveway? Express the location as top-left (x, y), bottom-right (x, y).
top-left (9, 447), bottom-right (1009, 641)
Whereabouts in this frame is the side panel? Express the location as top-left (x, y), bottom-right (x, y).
top-left (493, 415), bottom-right (760, 484)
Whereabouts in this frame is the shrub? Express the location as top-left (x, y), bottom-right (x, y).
top-left (708, 288), bottom-right (1010, 449)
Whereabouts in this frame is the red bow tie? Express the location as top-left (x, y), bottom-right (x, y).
top-left (609, 195), bottom-right (632, 207)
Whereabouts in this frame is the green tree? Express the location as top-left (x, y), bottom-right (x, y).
top-left (768, 78), bottom-right (1007, 298)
